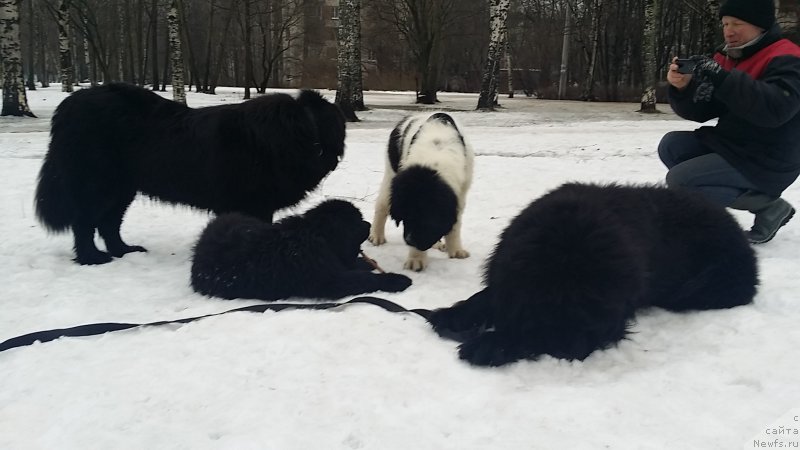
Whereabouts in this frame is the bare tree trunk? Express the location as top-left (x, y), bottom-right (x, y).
top-left (581, 0), bottom-right (602, 101)
top-left (167, 0), bottom-right (185, 104)
top-left (335, 0), bottom-right (365, 121)
top-left (1, 0), bottom-right (36, 117)
top-left (57, 0), bottom-right (73, 92)
top-left (127, 0), bottom-right (140, 84)
top-left (558, 2), bottom-right (571, 100)
top-left (136, 0), bottom-right (146, 84)
top-left (150, 0), bottom-right (160, 89)
top-left (84, 36), bottom-right (95, 85)
top-left (703, 0), bottom-right (720, 53)
top-left (639, 0), bottom-right (659, 113)
top-left (201, 0), bottom-right (216, 92)
top-left (26, 0), bottom-right (36, 90)
top-left (243, 0), bottom-right (253, 99)
top-left (506, 32), bottom-right (513, 99)
top-left (37, 4), bottom-right (49, 87)
top-left (117, 0), bottom-right (125, 81)
top-left (210, 0), bottom-right (238, 94)
top-left (477, 0), bottom-right (510, 110)
top-left (373, 0), bottom-right (461, 104)
top-left (161, 22), bottom-right (169, 90)
top-left (178, 0), bottom-right (198, 92)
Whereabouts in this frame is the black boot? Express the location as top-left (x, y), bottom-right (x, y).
top-left (729, 191), bottom-right (795, 244)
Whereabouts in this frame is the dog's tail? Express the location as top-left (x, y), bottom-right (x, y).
top-left (35, 152), bottom-right (74, 233)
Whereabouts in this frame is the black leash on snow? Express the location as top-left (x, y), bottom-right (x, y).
top-left (0, 296), bottom-right (432, 353)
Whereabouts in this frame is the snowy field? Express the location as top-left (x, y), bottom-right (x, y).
top-left (0, 85), bottom-right (798, 449)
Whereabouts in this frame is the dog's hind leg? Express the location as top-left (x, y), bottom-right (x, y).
top-left (97, 191), bottom-right (147, 258)
top-left (73, 218), bottom-right (112, 265)
top-left (429, 288), bottom-right (494, 341)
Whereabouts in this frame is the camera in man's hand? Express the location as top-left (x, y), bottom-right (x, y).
top-left (675, 58), bottom-right (697, 75)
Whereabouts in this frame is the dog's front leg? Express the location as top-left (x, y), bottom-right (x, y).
top-left (433, 213), bottom-right (469, 258)
top-left (442, 218), bottom-right (469, 259)
top-left (404, 247), bottom-right (428, 271)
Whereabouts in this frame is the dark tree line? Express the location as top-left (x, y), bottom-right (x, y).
top-left (2, 0), bottom-right (799, 116)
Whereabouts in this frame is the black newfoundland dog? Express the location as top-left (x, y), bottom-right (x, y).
top-left (191, 199), bottom-right (412, 301)
top-left (35, 83), bottom-right (345, 265)
top-left (429, 183), bottom-right (758, 366)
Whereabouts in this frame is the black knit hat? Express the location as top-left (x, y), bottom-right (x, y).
top-left (719, 0), bottom-right (776, 30)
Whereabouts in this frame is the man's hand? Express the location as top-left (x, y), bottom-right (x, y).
top-left (667, 56), bottom-right (692, 91)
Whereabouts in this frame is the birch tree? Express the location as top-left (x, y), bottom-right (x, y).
top-left (557, 2), bottom-right (571, 99)
top-left (639, 0), bottom-right (658, 113)
top-left (336, 0), bottom-right (365, 121)
top-left (167, 0), bottom-right (185, 104)
top-left (477, 0), bottom-right (510, 110)
top-left (56, 0), bottom-right (73, 91)
top-left (1, 0), bottom-right (36, 116)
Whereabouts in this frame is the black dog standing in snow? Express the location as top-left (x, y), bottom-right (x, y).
top-left (429, 183), bottom-right (758, 366)
top-left (35, 84), bottom-right (345, 265)
top-left (191, 200), bottom-right (412, 301)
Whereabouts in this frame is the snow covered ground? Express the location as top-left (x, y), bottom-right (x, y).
top-left (0, 86), bottom-right (798, 449)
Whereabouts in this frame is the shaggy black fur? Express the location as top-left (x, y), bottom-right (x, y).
top-left (191, 199), bottom-right (412, 301)
top-left (390, 166), bottom-right (459, 251)
top-left (429, 183), bottom-right (758, 366)
top-left (35, 83), bottom-right (345, 265)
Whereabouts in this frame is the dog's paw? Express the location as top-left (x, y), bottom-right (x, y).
top-left (75, 249), bottom-right (113, 265)
top-left (379, 273), bottom-right (413, 292)
top-left (458, 332), bottom-right (524, 367)
top-left (403, 256), bottom-right (428, 272)
top-left (428, 308), bottom-right (484, 342)
top-left (448, 248), bottom-right (470, 259)
top-left (433, 241), bottom-right (470, 259)
top-left (368, 232), bottom-right (386, 246)
top-left (107, 244), bottom-right (148, 258)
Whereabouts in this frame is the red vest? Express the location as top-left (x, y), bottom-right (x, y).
top-left (715, 39), bottom-right (800, 80)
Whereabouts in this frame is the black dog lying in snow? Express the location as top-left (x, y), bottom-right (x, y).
top-left (191, 199), bottom-right (412, 301)
top-left (429, 183), bottom-right (758, 366)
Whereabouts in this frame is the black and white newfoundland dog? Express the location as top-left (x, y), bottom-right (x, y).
top-left (191, 199), bottom-right (412, 301)
top-left (35, 83), bottom-right (345, 265)
top-left (368, 112), bottom-right (474, 271)
top-left (429, 183), bottom-right (758, 366)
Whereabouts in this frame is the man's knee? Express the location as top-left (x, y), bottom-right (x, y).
top-left (658, 131), bottom-right (685, 167)
top-left (665, 166), bottom-right (689, 189)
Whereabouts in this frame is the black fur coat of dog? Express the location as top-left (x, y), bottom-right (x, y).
top-left (191, 200), bottom-right (412, 301)
top-left (429, 183), bottom-right (758, 366)
top-left (35, 84), bottom-right (345, 265)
